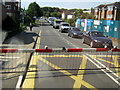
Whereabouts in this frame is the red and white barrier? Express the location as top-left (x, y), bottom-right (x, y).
top-left (0, 48), bottom-right (120, 53)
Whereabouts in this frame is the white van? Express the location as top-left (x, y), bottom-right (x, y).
top-left (59, 22), bottom-right (70, 33)
top-left (53, 19), bottom-right (63, 29)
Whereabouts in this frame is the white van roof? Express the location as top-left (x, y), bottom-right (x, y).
top-left (60, 22), bottom-right (69, 25)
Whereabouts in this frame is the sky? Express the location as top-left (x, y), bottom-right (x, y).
top-left (21, 0), bottom-right (120, 9)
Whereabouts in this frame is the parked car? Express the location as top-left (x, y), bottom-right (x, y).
top-left (68, 27), bottom-right (83, 38)
top-left (82, 30), bottom-right (113, 48)
top-left (49, 19), bottom-right (55, 26)
top-left (59, 22), bottom-right (70, 33)
top-left (53, 19), bottom-right (64, 29)
top-left (47, 17), bottom-right (56, 23)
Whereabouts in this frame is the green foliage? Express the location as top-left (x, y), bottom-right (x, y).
top-left (57, 12), bottom-right (62, 18)
top-left (41, 7), bottom-right (60, 17)
top-left (74, 9), bottom-right (83, 18)
top-left (81, 13), bottom-right (95, 19)
top-left (65, 18), bottom-right (76, 27)
top-left (20, 23), bottom-right (27, 31)
top-left (2, 15), bottom-right (20, 31)
top-left (24, 15), bottom-right (32, 26)
top-left (27, 2), bottom-right (43, 19)
top-left (50, 12), bottom-right (61, 18)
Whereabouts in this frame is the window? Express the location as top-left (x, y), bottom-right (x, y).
top-left (95, 9), bottom-right (98, 12)
top-left (107, 14), bottom-right (113, 18)
top-left (6, 5), bottom-right (11, 10)
top-left (101, 14), bottom-right (104, 18)
top-left (108, 6), bottom-right (113, 11)
top-left (95, 15), bottom-right (98, 18)
top-left (6, 13), bottom-right (12, 16)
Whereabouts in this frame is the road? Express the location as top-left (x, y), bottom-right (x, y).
top-left (22, 20), bottom-right (120, 89)
top-left (1, 20), bottom-right (119, 89)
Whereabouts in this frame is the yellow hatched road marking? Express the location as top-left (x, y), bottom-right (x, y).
top-left (73, 56), bottom-right (97, 89)
top-left (22, 36), bottom-right (119, 90)
top-left (82, 81), bottom-right (98, 89)
top-left (73, 56), bottom-right (87, 88)
top-left (39, 57), bottom-right (76, 80)
top-left (94, 57), bottom-right (114, 65)
top-left (39, 57), bottom-right (96, 89)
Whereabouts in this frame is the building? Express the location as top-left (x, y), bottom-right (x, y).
top-left (2, 0), bottom-right (21, 17)
top-left (83, 10), bottom-right (91, 14)
top-left (61, 11), bottom-right (74, 20)
top-left (93, 2), bottom-right (120, 20)
top-left (0, 3), bottom-right (7, 20)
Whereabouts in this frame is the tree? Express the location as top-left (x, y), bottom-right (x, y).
top-left (27, 2), bottom-right (43, 19)
top-left (81, 13), bottom-right (95, 19)
top-left (50, 12), bottom-right (61, 18)
top-left (65, 18), bottom-right (76, 27)
top-left (74, 9), bottom-right (83, 18)
top-left (41, 7), bottom-right (61, 17)
top-left (57, 12), bottom-right (61, 18)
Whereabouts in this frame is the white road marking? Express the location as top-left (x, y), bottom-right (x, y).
top-left (53, 30), bottom-right (79, 48)
top-left (86, 53), bottom-right (119, 78)
top-left (16, 75), bottom-right (23, 89)
top-left (54, 29), bottom-right (120, 86)
top-left (0, 57), bottom-right (20, 59)
top-left (86, 54), bottom-right (120, 86)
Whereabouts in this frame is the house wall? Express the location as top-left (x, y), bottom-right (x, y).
top-left (93, 3), bottom-right (120, 20)
top-left (67, 15), bottom-right (73, 19)
top-left (5, 2), bottom-right (19, 16)
top-left (1, 4), bottom-right (7, 20)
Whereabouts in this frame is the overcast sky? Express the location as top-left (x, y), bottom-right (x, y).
top-left (21, 0), bottom-right (120, 9)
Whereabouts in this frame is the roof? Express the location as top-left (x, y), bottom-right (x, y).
top-left (62, 11), bottom-right (74, 15)
top-left (94, 3), bottom-right (115, 9)
top-left (94, 2), bottom-right (120, 9)
top-left (60, 22), bottom-right (69, 24)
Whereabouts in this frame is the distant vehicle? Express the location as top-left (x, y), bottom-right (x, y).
top-left (59, 22), bottom-right (70, 33)
top-left (82, 30), bottom-right (113, 48)
top-left (53, 19), bottom-right (64, 29)
top-left (68, 27), bottom-right (83, 38)
top-left (47, 17), bottom-right (56, 23)
top-left (49, 19), bottom-right (55, 26)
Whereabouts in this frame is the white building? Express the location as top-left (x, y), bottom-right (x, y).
top-left (61, 11), bottom-right (74, 20)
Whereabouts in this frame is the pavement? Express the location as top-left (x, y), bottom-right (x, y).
top-left (109, 37), bottom-right (120, 48)
top-left (2, 26), bottom-right (40, 49)
top-left (1, 25), bottom-right (41, 89)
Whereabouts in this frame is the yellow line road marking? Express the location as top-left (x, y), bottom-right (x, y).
top-left (39, 57), bottom-right (76, 80)
top-left (95, 55), bottom-right (118, 57)
top-left (82, 81), bottom-right (97, 89)
top-left (73, 56), bottom-right (87, 88)
top-left (37, 55), bottom-right (83, 57)
top-left (22, 56), bottom-right (38, 89)
top-left (39, 56), bottom-right (96, 89)
top-left (22, 43), bottom-right (120, 89)
top-left (22, 30), bottom-right (41, 89)
top-left (94, 57), bottom-right (114, 65)
top-left (113, 56), bottom-right (120, 76)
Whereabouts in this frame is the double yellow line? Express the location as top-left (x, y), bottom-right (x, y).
top-left (22, 30), bottom-right (41, 89)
